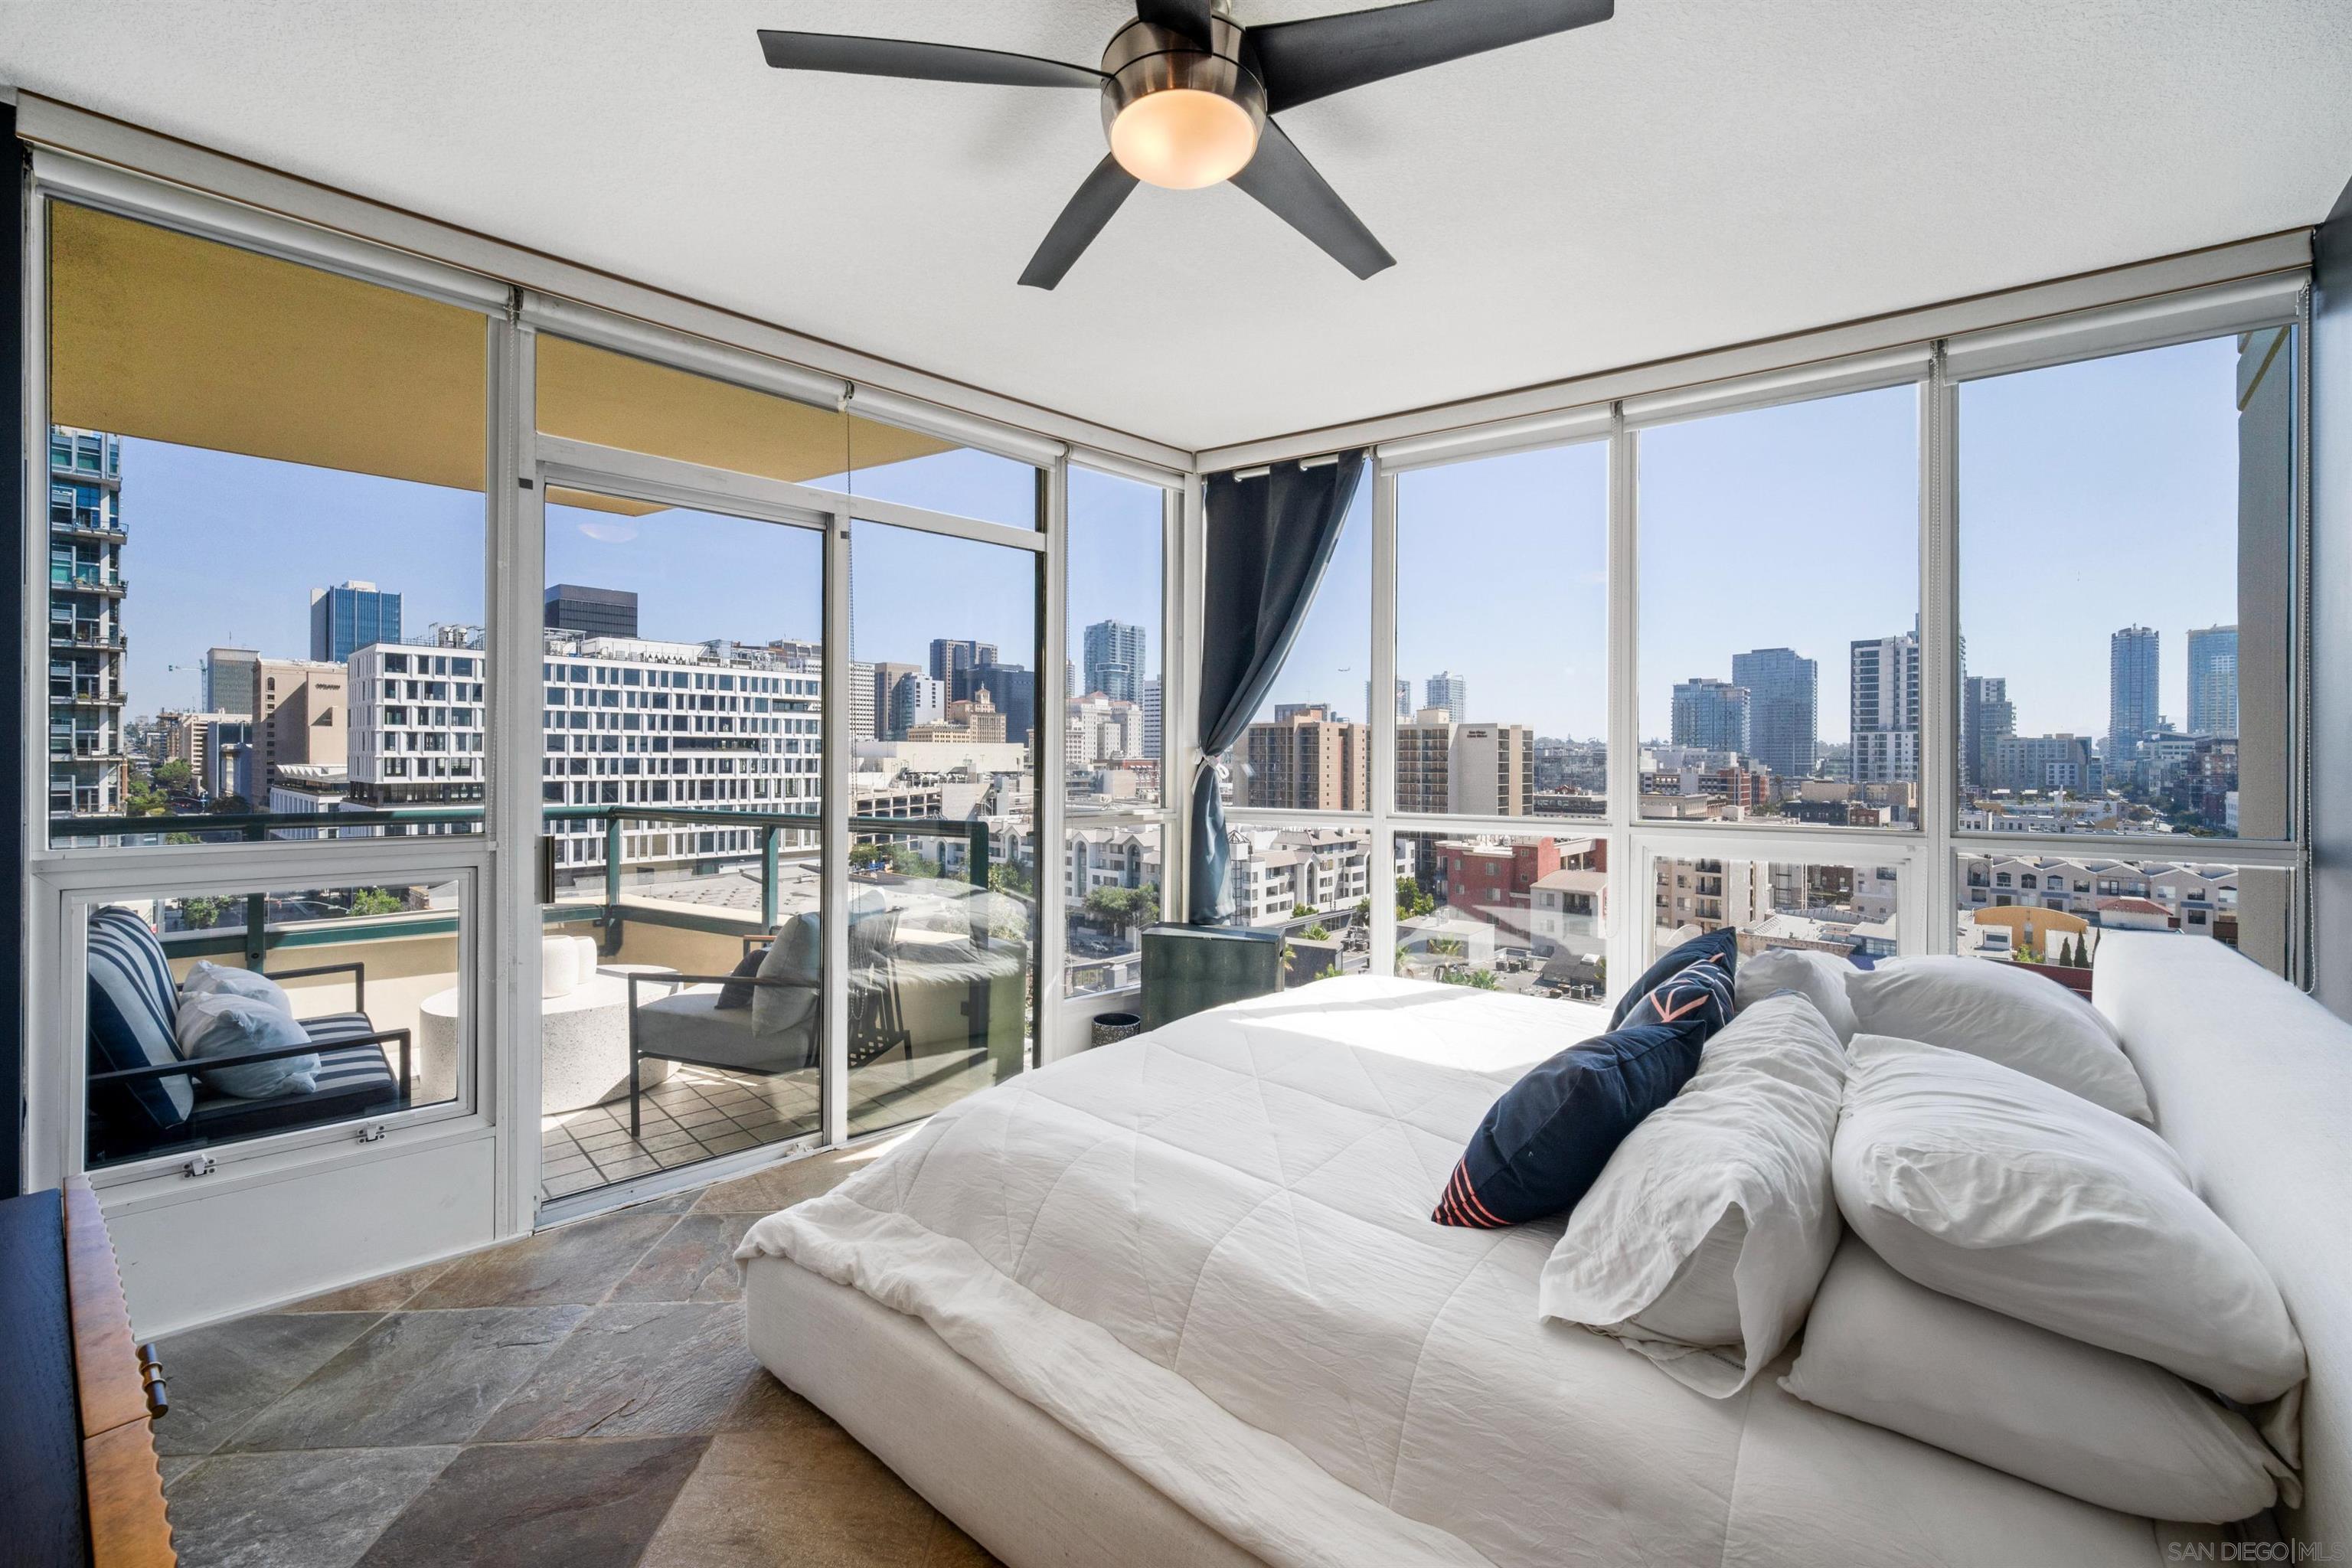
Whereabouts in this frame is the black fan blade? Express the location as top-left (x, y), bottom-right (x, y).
top-left (757, 30), bottom-right (1104, 89)
top-left (1246, 0), bottom-right (1613, 113)
top-left (1229, 122), bottom-right (1395, 279)
top-left (1019, 155), bottom-right (1141, 289)
top-left (1134, 0), bottom-right (1215, 46)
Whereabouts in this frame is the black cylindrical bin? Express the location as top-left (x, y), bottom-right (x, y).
top-left (1091, 1011), bottom-right (1144, 1048)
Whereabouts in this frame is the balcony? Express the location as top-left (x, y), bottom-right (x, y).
top-left (53, 803), bottom-right (1024, 1200)
top-left (51, 625), bottom-right (123, 650)
top-left (51, 572), bottom-right (128, 597)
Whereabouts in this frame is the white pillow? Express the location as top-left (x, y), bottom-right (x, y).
top-left (1846, 954), bottom-right (2149, 1120)
top-left (179, 959), bottom-right (295, 1016)
top-left (1540, 992), bottom-right (1846, 1396)
top-left (1734, 948), bottom-right (1857, 1043)
top-left (1833, 1034), bottom-right (2305, 1403)
top-left (1783, 1235), bottom-right (2297, 1522)
top-left (174, 992), bottom-right (321, 1099)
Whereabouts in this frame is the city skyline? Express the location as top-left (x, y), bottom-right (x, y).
top-left (100, 339), bottom-right (2249, 785)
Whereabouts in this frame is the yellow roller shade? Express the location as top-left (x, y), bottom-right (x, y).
top-left (47, 201), bottom-right (487, 492)
top-left (535, 335), bottom-right (949, 513)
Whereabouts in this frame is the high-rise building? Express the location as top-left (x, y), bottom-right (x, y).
top-left (1730, 648), bottom-right (1817, 780)
top-left (1396, 712), bottom-right (1534, 816)
top-left (1396, 710), bottom-right (1455, 813)
top-left (1067, 694), bottom-right (1145, 766)
top-left (1243, 705), bottom-right (1368, 811)
top-left (1081, 619), bottom-right (1145, 704)
top-left (965, 662), bottom-right (1036, 747)
top-left (1671, 678), bottom-right (1753, 757)
top-left (929, 639), bottom-right (997, 687)
top-left (2187, 625), bottom-right (2239, 737)
top-left (1425, 671), bottom-right (1468, 721)
top-left (252, 658), bottom-right (349, 789)
top-left (871, 662), bottom-right (921, 740)
top-left (47, 427), bottom-right (129, 818)
top-left (1850, 631), bottom-right (1920, 784)
top-left (1468, 725), bottom-right (1534, 817)
top-left (2109, 626), bottom-right (2161, 763)
top-left (1962, 675), bottom-right (2016, 790)
top-left (203, 647), bottom-right (261, 717)
top-left (309, 580), bottom-right (402, 663)
top-left (544, 583), bottom-right (639, 639)
top-left (844, 660), bottom-right (876, 741)
top-left (1142, 678), bottom-right (1163, 761)
top-left (1365, 678), bottom-right (1410, 723)
top-left (889, 674), bottom-right (946, 737)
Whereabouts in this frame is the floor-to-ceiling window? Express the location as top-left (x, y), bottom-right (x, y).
top-left (1194, 288), bottom-right (2307, 1004)
top-left (1063, 465), bottom-right (1178, 1015)
top-left (1953, 325), bottom-right (2300, 976)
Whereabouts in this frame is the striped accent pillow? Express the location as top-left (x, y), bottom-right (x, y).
top-left (87, 905), bottom-right (194, 1136)
top-left (1433, 952), bottom-right (1735, 1230)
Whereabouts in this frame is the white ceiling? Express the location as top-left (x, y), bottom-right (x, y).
top-left (5, 1), bottom-right (2350, 453)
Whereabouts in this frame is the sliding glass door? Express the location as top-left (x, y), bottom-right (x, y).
top-left (531, 486), bottom-right (828, 1205)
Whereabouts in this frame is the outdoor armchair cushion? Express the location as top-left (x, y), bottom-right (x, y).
top-left (87, 904), bottom-right (194, 1140)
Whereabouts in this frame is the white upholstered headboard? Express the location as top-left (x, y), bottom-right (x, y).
top-left (2095, 933), bottom-right (2352, 1548)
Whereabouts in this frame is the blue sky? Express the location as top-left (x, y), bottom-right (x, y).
top-left (111, 336), bottom-right (2256, 744)
top-left (1256, 335), bottom-right (2253, 745)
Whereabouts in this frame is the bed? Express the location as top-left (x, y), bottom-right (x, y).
top-left (740, 957), bottom-right (2347, 1567)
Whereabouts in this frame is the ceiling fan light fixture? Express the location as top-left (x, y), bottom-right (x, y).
top-left (1109, 89), bottom-right (1259, 188)
top-left (1099, 15), bottom-right (1266, 191)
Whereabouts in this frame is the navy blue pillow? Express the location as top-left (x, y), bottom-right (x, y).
top-left (1609, 925), bottom-right (1740, 1032)
top-left (714, 944), bottom-right (769, 1011)
top-left (1434, 956), bottom-right (1734, 1229)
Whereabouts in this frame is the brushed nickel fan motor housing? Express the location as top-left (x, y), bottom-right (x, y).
top-left (1098, 16), bottom-right (1267, 148)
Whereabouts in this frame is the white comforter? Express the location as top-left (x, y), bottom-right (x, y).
top-left (741, 977), bottom-right (2171, 1568)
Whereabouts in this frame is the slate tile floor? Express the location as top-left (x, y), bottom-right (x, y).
top-left (157, 1143), bottom-right (1000, 1568)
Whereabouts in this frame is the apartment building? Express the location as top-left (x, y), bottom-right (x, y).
top-left (1396, 710), bottom-right (1534, 815)
top-left (1242, 704), bottom-right (1369, 812)
top-left (46, 427), bottom-right (127, 815)
top-left (1849, 631), bottom-right (1919, 785)
top-left (1225, 825), bottom-right (1382, 924)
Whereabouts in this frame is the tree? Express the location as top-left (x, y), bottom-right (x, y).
top-left (152, 759), bottom-right (192, 793)
top-left (1084, 884), bottom-right (1158, 932)
top-left (347, 887), bottom-right (403, 918)
top-left (1302, 923), bottom-right (1331, 941)
top-left (1291, 903), bottom-right (1315, 919)
top-left (1427, 936), bottom-right (1465, 958)
top-left (1441, 968), bottom-right (1499, 990)
top-left (988, 861), bottom-right (1034, 898)
top-left (1352, 897), bottom-right (1370, 924)
top-left (179, 895), bottom-right (232, 930)
top-left (1314, 964), bottom-right (1343, 982)
top-left (1396, 875), bottom-right (1435, 920)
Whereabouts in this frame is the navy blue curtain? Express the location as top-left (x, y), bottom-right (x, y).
top-left (1188, 452), bottom-right (1368, 924)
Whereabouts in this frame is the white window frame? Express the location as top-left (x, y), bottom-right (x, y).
top-left (1053, 469), bottom-right (1184, 1057)
top-left (16, 150), bottom-right (1194, 1235)
top-left (1178, 275), bottom-right (2314, 1002)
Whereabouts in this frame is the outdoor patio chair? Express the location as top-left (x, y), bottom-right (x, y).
top-left (84, 904), bottom-right (412, 1165)
top-left (622, 906), bottom-right (912, 1138)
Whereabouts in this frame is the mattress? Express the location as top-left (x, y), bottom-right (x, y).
top-left (741, 976), bottom-right (2175, 1568)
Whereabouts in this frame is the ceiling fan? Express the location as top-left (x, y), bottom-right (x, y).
top-left (757, 0), bottom-right (1614, 289)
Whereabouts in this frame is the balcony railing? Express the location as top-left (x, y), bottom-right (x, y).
top-left (51, 803), bottom-right (1001, 959)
